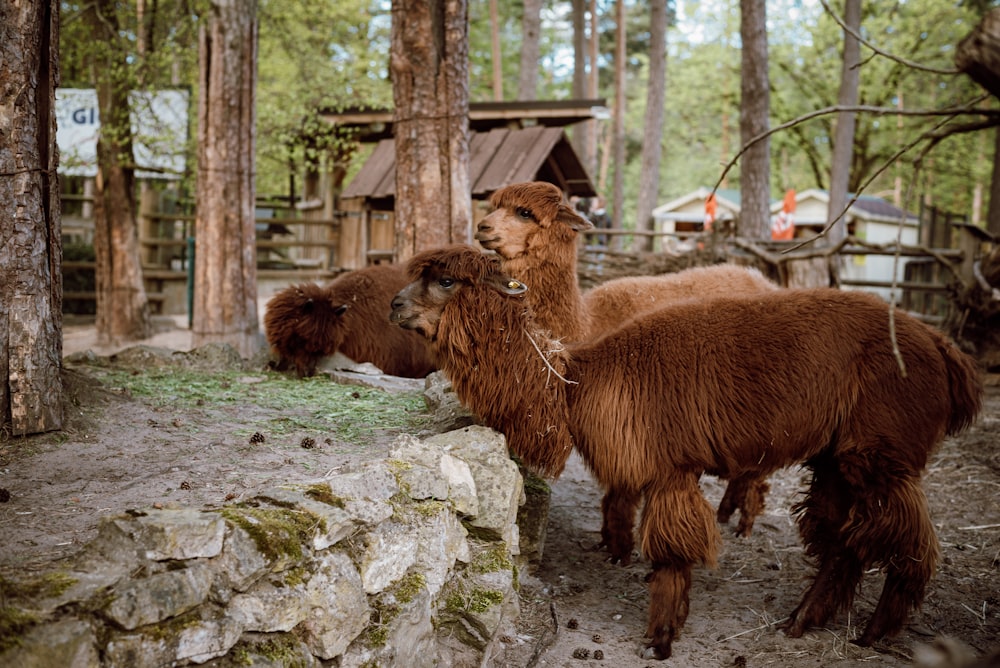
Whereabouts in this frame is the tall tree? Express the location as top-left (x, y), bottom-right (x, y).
top-left (192, 0), bottom-right (260, 357)
top-left (634, 0), bottom-right (669, 251)
top-left (583, 0), bottom-right (600, 179)
top-left (611, 0), bottom-right (626, 241)
top-left (390, 0), bottom-right (471, 262)
top-left (519, 0), bottom-right (543, 100)
top-left (0, 0), bottom-right (62, 436)
top-left (826, 0), bottom-right (861, 249)
top-left (738, 0), bottom-right (771, 239)
top-left (83, 0), bottom-right (152, 345)
top-left (490, 0), bottom-right (503, 100)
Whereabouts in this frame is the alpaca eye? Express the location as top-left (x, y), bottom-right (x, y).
top-left (515, 207), bottom-right (535, 221)
top-left (438, 277), bottom-right (455, 289)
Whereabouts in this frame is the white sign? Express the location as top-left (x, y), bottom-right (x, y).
top-left (56, 88), bottom-right (189, 179)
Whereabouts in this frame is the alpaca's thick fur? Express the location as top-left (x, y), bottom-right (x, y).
top-left (390, 244), bottom-right (982, 659)
top-left (264, 264), bottom-right (436, 378)
top-left (477, 181), bottom-right (779, 536)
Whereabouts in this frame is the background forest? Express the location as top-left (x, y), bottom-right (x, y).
top-left (57, 0), bottom-right (996, 230)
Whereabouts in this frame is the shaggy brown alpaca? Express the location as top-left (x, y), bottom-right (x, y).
top-left (264, 264), bottom-right (436, 378)
top-left (390, 244), bottom-right (982, 660)
top-left (476, 181), bottom-right (779, 537)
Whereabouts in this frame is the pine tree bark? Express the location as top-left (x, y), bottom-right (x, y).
top-left (826, 0), bottom-right (861, 250)
top-left (390, 0), bottom-right (471, 263)
top-left (611, 0), bottom-right (626, 247)
top-left (518, 0), bottom-right (543, 100)
top-left (738, 0), bottom-right (771, 240)
top-left (956, 7), bottom-right (1000, 239)
top-left (0, 0), bottom-right (63, 436)
top-left (192, 0), bottom-right (261, 357)
top-left (634, 0), bottom-right (668, 252)
top-left (84, 0), bottom-right (152, 345)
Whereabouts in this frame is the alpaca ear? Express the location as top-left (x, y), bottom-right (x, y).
top-left (302, 299), bottom-right (315, 314)
top-left (487, 276), bottom-right (528, 296)
top-left (334, 304), bottom-right (349, 316)
top-left (556, 204), bottom-right (594, 231)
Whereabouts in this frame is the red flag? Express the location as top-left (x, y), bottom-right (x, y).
top-left (704, 193), bottom-right (718, 231)
top-left (771, 189), bottom-right (796, 240)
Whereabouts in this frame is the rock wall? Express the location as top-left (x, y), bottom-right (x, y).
top-left (0, 426), bottom-right (534, 668)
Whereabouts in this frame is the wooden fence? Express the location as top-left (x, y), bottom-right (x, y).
top-left (61, 194), bottom-right (988, 324)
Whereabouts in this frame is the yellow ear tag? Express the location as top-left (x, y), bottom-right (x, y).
top-left (507, 280), bottom-right (521, 289)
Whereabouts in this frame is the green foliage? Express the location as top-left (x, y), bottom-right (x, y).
top-left (88, 367), bottom-right (430, 445)
top-left (56, 0), bottom-right (996, 225)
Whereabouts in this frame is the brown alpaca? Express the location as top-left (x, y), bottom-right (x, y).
top-left (476, 181), bottom-right (779, 537)
top-left (390, 244), bottom-right (982, 660)
top-left (264, 264), bottom-right (436, 378)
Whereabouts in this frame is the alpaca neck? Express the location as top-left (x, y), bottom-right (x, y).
top-left (505, 250), bottom-right (590, 343)
top-left (438, 293), bottom-right (575, 478)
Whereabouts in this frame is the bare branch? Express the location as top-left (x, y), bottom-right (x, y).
top-left (818, 0), bottom-right (961, 75)
top-left (711, 96), bottom-right (993, 197)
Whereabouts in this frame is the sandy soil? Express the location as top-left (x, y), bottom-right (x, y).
top-left (1, 317), bottom-right (998, 666)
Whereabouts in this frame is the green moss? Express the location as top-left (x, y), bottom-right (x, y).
top-left (304, 484), bottom-right (346, 508)
top-left (141, 610), bottom-right (201, 641)
top-left (220, 505), bottom-right (322, 562)
top-left (364, 599), bottom-right (400, 648)
top-left (0, 572), bottom-right (77, 601)
top-left (0, 607), bottom-right (38, 653)
top-left (392, 572), bottom-right (426, 605)
top-left (522, 472), bottom-right (551, 495)
top-left (444, 585), bottom-right (505, 614)
top-left (412, 499), bottom-right (447, 518)
top-left (231, 634), bottom-right (305, 667)
top-left (469, 543), bottom-right (513, 575)
top-left (467, 589), bottom-right (504, 613)
top-left (363, 571), bottom-right (426, 648)
top-left (283, 566), bottom-right (309, 588)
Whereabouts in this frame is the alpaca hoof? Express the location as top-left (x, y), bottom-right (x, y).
top-left (778, 615), bottom-right (807, 638)
top-left (734, 521), bottom-right (754, 538)
top-left (609, 551), bottom-right (632, 566)
top-left (640, 643), bottom-right (669, 660)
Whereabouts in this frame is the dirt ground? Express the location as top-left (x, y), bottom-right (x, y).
top-left (1, 317), bottom-right (999, 667)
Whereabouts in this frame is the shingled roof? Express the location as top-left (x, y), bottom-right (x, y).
top-left (341, 125), bottom-right (596, 200)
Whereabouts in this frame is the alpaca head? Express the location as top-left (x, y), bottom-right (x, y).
top-left (391, 244), bottom-right (574, 479)
top-left (264, 282), bottom-right (350, 376)
top-left (475, 181), bottom-right (592, 260)
top-left (389, 245), bottom-right (527, 341)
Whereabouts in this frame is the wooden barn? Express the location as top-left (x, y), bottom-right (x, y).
top-left (324, 100), bottom-right (601, 269)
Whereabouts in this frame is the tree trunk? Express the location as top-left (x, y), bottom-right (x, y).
top-left (957, 7), bottom-right (1000, 238)
top-left (0, 0), bottom-right (63, 436)
top-left (826, 0), bottom-right (861, 254)
top-left (738, 0), bottom-right (771, 240)
top-left (951, 7), bottom-right (1000, 367)
top-left (390, 0), bottom-right (471, 263)
top-left (518, 0), bottom-right (542, 100)
top-left (84, 0), bottom-right (152, 346)
top-left (489, 0), bottom-right (503, 101)
top-left (583, 0), bottom-right (600, 179)
top-left (611, 0), bottom-right (626, 247)
top-left (634, 0), bottom-right (668, 252)
top-left (192, 0), bottom-right (260, 357)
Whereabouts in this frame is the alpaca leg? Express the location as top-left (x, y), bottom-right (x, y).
top-left (599, 487), bottom-right (641, 565)
top-left (716, 476), bottom-right (747, 525)
top-left (717, 474), bottom-right (770, 537)
top-left (639, 474), bottom-right (720, 658)
top-left (734, 476), bottom-right (769, 538)
top-left (783, 550), bottom-right (864, 637)
top-left (846, 477), bottom-right (939, 646)
top-left (783, 455), bottom-right (862, 637)
top-left (643, 562), bottom-right (692, 659)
